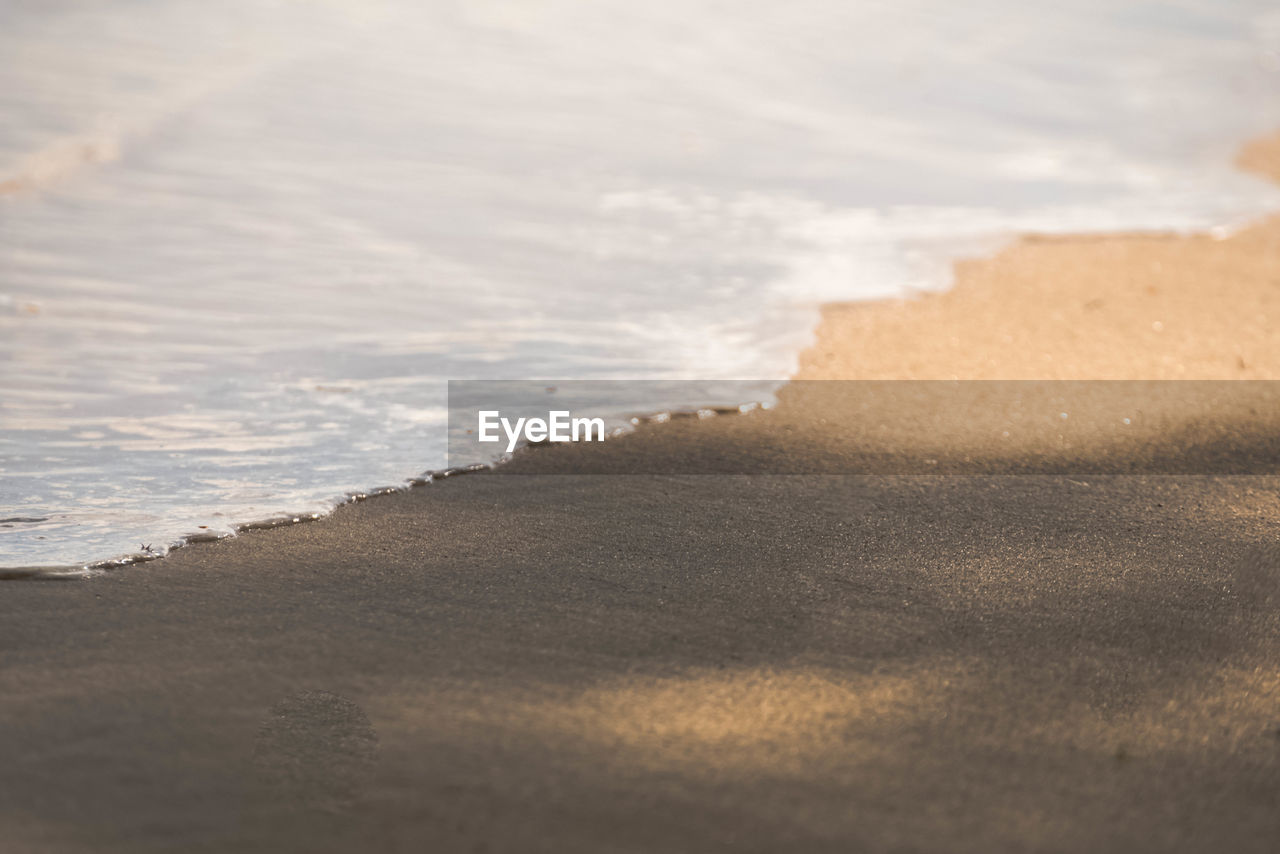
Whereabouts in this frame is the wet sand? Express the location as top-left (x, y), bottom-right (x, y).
top-left (3, 136), bottom-right (1280, 852)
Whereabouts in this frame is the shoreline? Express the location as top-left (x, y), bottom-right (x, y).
top-left (3, 134), bottom-right (1280, 851)
top-left (9, 133), bottom-right (1280, 579)
top-left (797, 132), bottom-right (1280, 382)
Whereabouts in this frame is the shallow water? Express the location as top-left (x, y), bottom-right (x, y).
top-left (2, 0), bottom-right (1279, 573)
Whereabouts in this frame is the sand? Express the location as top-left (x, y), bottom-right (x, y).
top-left (797, 134), bottom-right (1280, 382)
top-left (2, 135), bottom-right (1280, 853)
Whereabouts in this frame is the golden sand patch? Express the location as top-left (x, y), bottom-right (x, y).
top-left (372, 665), bottom-right (936, 777)
top-left (798, 133), bottom-right (1280, 382)
top-left (371, 657), bottom-right (1280, 784)
top-left (536, 667), bottom-right (923, 770)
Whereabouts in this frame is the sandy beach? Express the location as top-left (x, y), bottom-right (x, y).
top-left (3, 136), bottom-right (1280, 852)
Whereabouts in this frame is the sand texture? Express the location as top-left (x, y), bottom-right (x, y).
top-left (2, 136), bottom-right (1280, 853)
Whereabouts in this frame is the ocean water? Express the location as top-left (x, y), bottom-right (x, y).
top-left (2, 0), bottom-right (1279, 575)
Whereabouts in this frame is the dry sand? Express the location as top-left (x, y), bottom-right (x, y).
top-left (2, 136), bottom-right (1280, 853)
top-left (797, 133), bottom-right (1280, 382)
